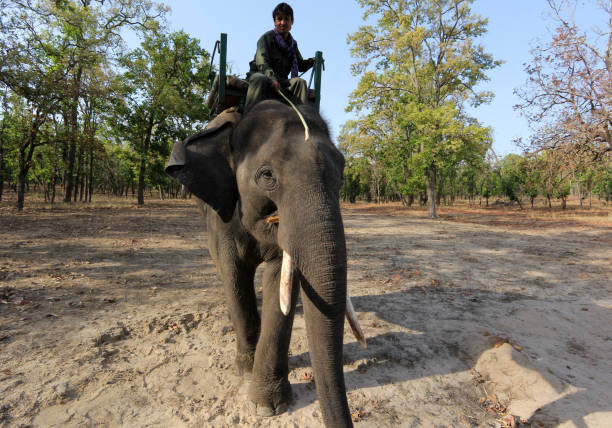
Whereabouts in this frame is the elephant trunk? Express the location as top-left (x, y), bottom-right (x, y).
top-left (279, 187), bottom-right (352, 427)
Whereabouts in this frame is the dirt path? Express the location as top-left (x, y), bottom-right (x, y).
top-left (1, 200), bottom-right (611, 427)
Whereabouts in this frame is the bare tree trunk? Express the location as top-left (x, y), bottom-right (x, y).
top-left (80, 170), bottom-right (85, 201)
top-left (74, 149), bottom-right (81, 202)
top-left (0, 149), bottom-right (4, 202)
top-left (0, 120), bottom-right (5, 202)
top-left (64, 135), bottom-right (77, 202)
top-left (51, 177), bottom-right (56, 204)
top-left (426, 165), bottom-right (437, 219)
top-left (137, 113), bottom-right (155, 206)
top-left (79, 146), bottom-right (85, 202)
top-left (88, 146), bottom-right (94, 202)
top-left (0, 111), bottom-right (6, 202)
top-left (64, 66), bottom-right (83, 203)
top-left (15, 111), bottom-right (45, 211)
top-left (17, 168), bottom-right (27, 211)
top-left (16, 142), bottom-right (36, 212)
top-left (84, 161), bottom-right (89, 203)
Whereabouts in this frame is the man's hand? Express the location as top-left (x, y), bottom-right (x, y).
top-left (271, 80), bottom-right (281, 92)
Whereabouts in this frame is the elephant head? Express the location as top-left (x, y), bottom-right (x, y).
top-left (166, 100), bottom-right (361, 427)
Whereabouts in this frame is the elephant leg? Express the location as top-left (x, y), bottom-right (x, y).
top-left (214, 247), bottom-right (260, 376)
top-left (248, 259), bottom-right (299, 416)
top-left (207, 212), bottom-right (260, 376)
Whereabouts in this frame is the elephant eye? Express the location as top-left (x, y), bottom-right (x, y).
top-left (255, 166), bottom-right (278, 191)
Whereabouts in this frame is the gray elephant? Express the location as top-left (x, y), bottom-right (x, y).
top-left (166, 100), bottom-right (364, 427)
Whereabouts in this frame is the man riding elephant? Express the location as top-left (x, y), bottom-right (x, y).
top-left (244, 2), bottom-right (315, 112)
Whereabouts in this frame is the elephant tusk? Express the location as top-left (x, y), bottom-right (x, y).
top-left (346, 294), bottom-right (366, 349)
top-left (279, 250), bottom-right (293, 315)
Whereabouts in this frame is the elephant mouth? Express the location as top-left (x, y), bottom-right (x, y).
top-left (266, 215), bottom-right (279, 224)
top-left (261, 199), bottom-right (278, 225)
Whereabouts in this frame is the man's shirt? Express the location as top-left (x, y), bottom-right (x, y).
top-left (248, 30), bottom-right (314, 81)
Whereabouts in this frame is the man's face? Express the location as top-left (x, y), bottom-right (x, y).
top-left (274, 13), bottom-right (293, 37)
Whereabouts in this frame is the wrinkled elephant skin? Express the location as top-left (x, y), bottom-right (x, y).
top-left (166, 100), bottom-right (353, 427)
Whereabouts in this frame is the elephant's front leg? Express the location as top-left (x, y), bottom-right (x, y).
top-left (249, 258), bottom-right (300, 416)
top-left (206, 211), bottom-right (260, 376)
top-left (218, 258), bottom-right (260, 377)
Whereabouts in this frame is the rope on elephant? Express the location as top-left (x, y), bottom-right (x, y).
top-left (276, 89), bottom-right (310, 142)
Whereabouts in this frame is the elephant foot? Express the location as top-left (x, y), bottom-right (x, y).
top-left (249, 401), bottom-right (288, 417)
top-left (234, 351), bottom-right (255, 378)
top-left (248, 378), bottom-right (292, 417)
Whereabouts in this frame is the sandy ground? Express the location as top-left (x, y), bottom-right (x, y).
top-left (1, 198), bottom-right (611, 427)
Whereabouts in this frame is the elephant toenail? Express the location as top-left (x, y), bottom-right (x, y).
top-left (256, 405), bottom-right (275, 417)
top-left (275, 402), bottom-right (288, 414)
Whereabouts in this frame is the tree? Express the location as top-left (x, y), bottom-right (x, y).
top-left (523, 155), bottom-right (541, 208)
top-left (592, 161), bottom-right (612, 204)
top-left (339, 117), bottom-right (392, 204)
top-left (0, 89), bottom-right (15, 201)
top-left (114, 29), bottom-right (209, 205)
top-left (42, 0), bottom-right (166, 203)
top-left (499, 154), bottom-right (526, 209)
top-left (346, 0), bottom-right (499, 218)
top-left (536, 150), bottom-right (572, 209)
top-left (0, 11), bottom-right (64, 210)
top-left (476, 160), bottom-right (500, 207)
top-left (341, 155), bottom-right (370, 203)
top-left (0, 0), bottom-right (166, 209)
top-left (515, 0), bottom-right (612, 160)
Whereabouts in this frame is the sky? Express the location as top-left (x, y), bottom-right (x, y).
top-left (160, 0), bottom-right (604, 157)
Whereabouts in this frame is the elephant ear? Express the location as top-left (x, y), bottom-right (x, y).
top-left (166, 118), bottom-right (237, 222)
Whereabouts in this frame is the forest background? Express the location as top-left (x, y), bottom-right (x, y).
top-left (0, 0), bottom-right (610, 218)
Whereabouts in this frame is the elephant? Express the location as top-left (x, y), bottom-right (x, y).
top-left (166, 100), bottom-right (364, 427)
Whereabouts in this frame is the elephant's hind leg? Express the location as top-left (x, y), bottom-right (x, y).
top-left (248, 258), bottom-right (300, 416)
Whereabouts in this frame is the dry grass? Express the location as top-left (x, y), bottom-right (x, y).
top-left (0, 192), bottom-right (165, 214)
top-left (342, 196), bottom-right (612, 229)
top-left (2, 191), bottom-right (611, 228)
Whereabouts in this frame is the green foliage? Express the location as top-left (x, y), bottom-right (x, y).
top-left (0, 0), bottom-right (177, 209)
top-left (477, 162), bottom-right (500, 203)
top-left (114, 28), bottom-right (210, 203)
top-left (522, 157), bottom-right (540, 201)
top-left (499, 154), bottom-right (526, 204)
top-left (100, 143), bottom-right (137, 194)
top-left (592, 166), bottom-right (612, 199)
top-left (0, 0), bottom-right (212, 208)
top-left (341, 156), bottom-right (369, 202)
top-left (344, 0), bottom-right (498, 215)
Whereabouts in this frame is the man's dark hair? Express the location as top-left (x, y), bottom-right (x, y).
top-left (273, 3), bottom-right (294, 22)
